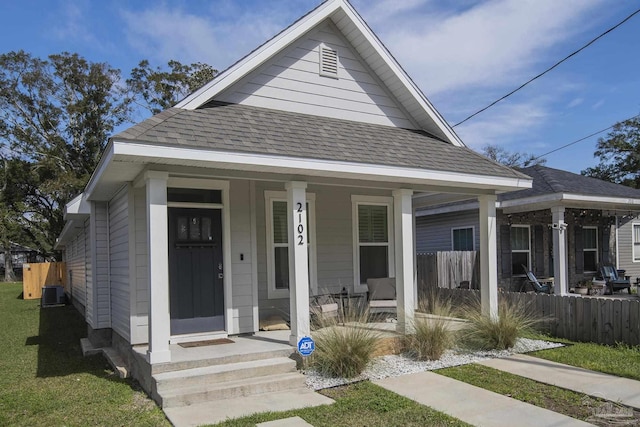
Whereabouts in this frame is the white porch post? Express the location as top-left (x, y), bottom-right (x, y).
top-left (479, 195), bottom-right (498, 320)
top-left (145, 171), bottom-right (171, 364)
top-left (286, 181), bottom-right (310, 346)
top-left (393, 189), bottom-right (415, 334)
top-left (552, 206), bottom-right (569, 295)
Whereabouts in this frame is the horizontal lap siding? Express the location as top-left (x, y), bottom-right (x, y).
top-left (416, 210), bottom-right (480, 253)
top-left (230, 180), bottom-right (255, 333)
top-left (84, 219), bottom-right (92, 324)
top-left (131, 188), bottom-right (148, 344)
top-left (93, 203), bottom-right (110, 328)
top-left (109, 187), bottom-right (130, 341)
top-left (617, 217), bottom-right (640, 280)
top-left (66, 226), bottom-right (87, 315)
top-left (218, 22), bottom-right (413, 129)
top-left (256, 183), bottom-right (389, 318)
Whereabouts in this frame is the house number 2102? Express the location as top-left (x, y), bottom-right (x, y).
top-left (296, 202), bottom-right (304, 246)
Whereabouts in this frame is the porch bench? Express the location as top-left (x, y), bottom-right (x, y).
top-left (366, 278), bottom-right (397, 314)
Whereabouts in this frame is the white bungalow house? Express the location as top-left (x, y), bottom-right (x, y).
top-left (55, 0), bottom-right (530, 394)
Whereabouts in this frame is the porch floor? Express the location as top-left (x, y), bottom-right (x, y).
top-left (132, 330), bottom-right (293, 367)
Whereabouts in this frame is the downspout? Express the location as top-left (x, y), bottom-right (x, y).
top-left (615, 216), bottom-right (619, 270)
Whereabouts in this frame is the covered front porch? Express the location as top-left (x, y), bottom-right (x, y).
top-left (121, 166), bottom-right (523, 365)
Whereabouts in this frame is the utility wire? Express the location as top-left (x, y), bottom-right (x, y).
top-left (524, 113), bottom-right (640, 165)
top-left (453, 7), bottom-right (640, 128)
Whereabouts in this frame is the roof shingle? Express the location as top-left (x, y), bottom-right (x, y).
top-left (113, 103), bottom-right (527, 180)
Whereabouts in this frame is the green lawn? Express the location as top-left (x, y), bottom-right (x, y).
top-left (531, 341), bottom-right (640, 381)
top-left (211, 381), bottom-right (471, 427)
top-left (0, 282), bottom-right (169, 427)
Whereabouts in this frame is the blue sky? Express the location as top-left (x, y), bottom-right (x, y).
top-left (2, 0), bottom-right (639, 173)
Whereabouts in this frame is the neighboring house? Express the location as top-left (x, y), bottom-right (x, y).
top-left (0, 243), bottom-right (45, 277)
top-left (55, 0), bottom-right (530, 376)
top-left (416, 165), bottom-right (640, 293)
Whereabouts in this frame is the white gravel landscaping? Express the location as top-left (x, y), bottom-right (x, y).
top-left (304, 337), bottom-right (564, 390)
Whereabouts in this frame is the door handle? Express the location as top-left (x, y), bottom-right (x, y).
top-left (218, 273), bottom-right (224, 279)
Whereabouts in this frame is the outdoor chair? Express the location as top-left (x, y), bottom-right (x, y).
top-left (521, 265), bottom-right (552, 294)
top-left (366, 277), bottom-right (397, 314)
top-left (599, 266), bottom-right (631, 294)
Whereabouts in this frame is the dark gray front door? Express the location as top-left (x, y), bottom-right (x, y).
top-left (168, 208), bottom-right (224, 335)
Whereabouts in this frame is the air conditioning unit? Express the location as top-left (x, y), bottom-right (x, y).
top-left (42, 285), bottom-right (65, 307)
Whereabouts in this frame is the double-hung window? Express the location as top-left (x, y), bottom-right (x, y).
top-left (352, 196), bottom-right (394, 293)
top-left (583, 226), bottom-right (598, 272)
top-left (633, 224), bottom-right (640, 262)
top-left (265, 191), bottom-right (316, 299)
top-left (511, 225), bottom-right (530, 275)
top-left (452, 227), bottom-right (474, 251)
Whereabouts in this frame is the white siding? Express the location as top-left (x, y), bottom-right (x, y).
top-left (92, 202), bottom-right (110, 328)
top-left (218, 21), bottom-right (414, 129)
top-left (66, 225), bottom-right (87, 314)
top-left (229, 180), bottom-right (255, 333)
top-left (256, 183), bottom-right (390, 319)
top-left (130, 188), bottom-right (148, 344)
top-left (416, 210), bottom-right (480, 253)
top-left (109, 187), bottom-right (130, 340)
top-left (84, 218), bottom-right (92, 325)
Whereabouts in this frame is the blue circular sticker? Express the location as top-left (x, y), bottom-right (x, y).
top-left (297, 336), bottom-right (315, 357)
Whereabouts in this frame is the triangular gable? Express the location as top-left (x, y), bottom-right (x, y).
top-left (176, 0), bottom-right (463, 146)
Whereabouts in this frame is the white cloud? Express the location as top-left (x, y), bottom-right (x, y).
top-left (567, 98), bottom-right (584, 108)
top-left (120, 1), bottom-right (319, 70)
top-left (51, 1), bottom-right (97, 45)
top-left (454, 100), bottom-right (548, 149)
top-left (357, 0), bottom-right (605, 97)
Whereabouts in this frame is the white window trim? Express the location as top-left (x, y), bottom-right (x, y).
top-left (583, 226), bottom-right (598, 272)
top-left (633, 223), bottom-right (640, 262)
top-left (265, 191), bottom-right (317, 299)
top-left (351, 195), bottom-right (395, 293)
top-left (511, 224), bottom-right (531, 276)
top-left (451, 226), bottom-right (475, 251)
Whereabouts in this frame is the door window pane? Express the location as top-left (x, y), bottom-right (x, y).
top-left (189, 217), bottom-right (201, 240)
top-left (177, 217), bottom-right (188, 240)
top-left (202, 217), bottom-right (212, 241)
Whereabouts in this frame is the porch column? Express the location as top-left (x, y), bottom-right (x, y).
top-left (478, 195), bottom-right (498, 320)
top-left (145, 171), bottom-right (171, 364)
top-left (393, 189), bottom-right (415, 334)
top-left (286, 181), bottom-right (310, 346)
top-left (552, 206), bottom-right (569, 295)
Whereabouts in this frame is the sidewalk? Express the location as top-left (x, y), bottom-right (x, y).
top-left (374, 371), bottom-right (592, 427)
top-left (480, 354), bottom-right (640, 409)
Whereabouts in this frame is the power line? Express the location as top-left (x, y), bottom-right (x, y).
top-left (524, 113), bottom-right (640, 165)
top-left (453, 7), bottom-right (640, 128)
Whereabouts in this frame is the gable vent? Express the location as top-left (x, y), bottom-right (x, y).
top-left (319, 47), bottom-right (338, 78)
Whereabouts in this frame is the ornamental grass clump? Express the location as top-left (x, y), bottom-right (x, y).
top-left (403, 294), bottom-right (457, 361)
top-left (461, 298), bottom-right (541, 350)
top-left (311, 306), bottom-right (379, 378)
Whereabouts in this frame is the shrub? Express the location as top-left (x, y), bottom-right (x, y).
top-left (311, 306), bottom-right (379, 378)
top-left (460, 298), bottom-right (540, 350)
top-left (403, 294), bottom-right (457, 360)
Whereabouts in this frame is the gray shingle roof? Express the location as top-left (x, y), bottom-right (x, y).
top-left (113, 103), bottom-right (526, 180)
top-left (500, 165), bottom-right (640, 201)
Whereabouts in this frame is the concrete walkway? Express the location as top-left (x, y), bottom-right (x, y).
top-left (163, 389), bottom-right (333, 427)
top-left (374, 371), bottom-right (592, 427)
top-left (480, 354), bottom-right (640, 409)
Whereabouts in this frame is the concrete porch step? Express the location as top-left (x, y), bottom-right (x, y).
top-left (159, 371), bottom-right (307, 408)
top-left (154, 357), bottom-right (297, 392)
top-left (151, 347), bottom-right (294, 375)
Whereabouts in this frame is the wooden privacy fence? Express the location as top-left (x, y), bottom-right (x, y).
top-left (417, 251), bottom-right (479, 293)
top-left (22, 262), bottom-right (66, 300)
top-left (437, 288), bottom-right (640, 346)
